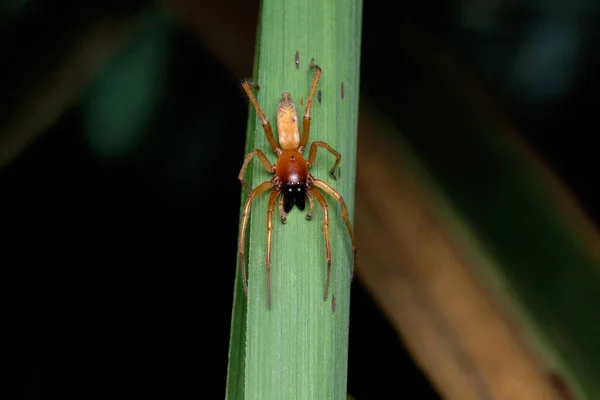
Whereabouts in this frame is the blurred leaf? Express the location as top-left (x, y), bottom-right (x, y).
top-left (392, 43), bottom-right (600, 400)
top-left (83, 11), bottom-right (171, 159)
top-left (355, 25), bottom-right (600, 399)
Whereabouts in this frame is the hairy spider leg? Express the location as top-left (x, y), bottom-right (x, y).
top-left (241, 80), bottom-right (282, 154)
top-left (312, 179), bottom-right (357, 277)
top-left (238, 149), bottom-right (275, 192)
top-left (239, 181), bottom-right (275, 295)
top-left (309, 187), bottom-right (332, 299)
top-left (307, 141), bottom-right (341, 180)
top-left (278, 194), bottom-right (288, 223)
top-left (299, 62), bottom-right (322, 151)
top-left (265, 189), bottom-right (279, 307)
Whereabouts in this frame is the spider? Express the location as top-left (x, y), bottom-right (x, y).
top-left (238, 61), bottom-right (357, 306)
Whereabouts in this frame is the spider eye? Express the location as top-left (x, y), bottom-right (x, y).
top-left (288, 188), bottom-right (292, 192)
top-left (297, 187), bottom-right (302, 192)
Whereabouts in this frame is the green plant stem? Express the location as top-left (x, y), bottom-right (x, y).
top-left (226, 0), bottom-right (363, 399)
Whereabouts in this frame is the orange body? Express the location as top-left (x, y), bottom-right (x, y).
top-left (275, 150), bottom-right (308, 184)
top-left (237, 62), bottom-right (356, 307)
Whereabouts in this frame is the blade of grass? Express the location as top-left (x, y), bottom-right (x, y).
top-left (387, 28), bottom-right (600, 399)
top-left (356, 105), bottom-right (565, 399)
top-left (226, 0), bottom-right (363, 398)
top-left (355, 22), bottom-right (600, 399)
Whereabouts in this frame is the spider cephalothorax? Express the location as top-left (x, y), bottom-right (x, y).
top-left (238, 60), bottom-right (356, 307)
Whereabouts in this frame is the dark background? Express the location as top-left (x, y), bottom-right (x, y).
top-left (3, 1), bottom-right (597, 398)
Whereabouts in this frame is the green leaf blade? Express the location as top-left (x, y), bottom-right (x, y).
top-left (227, 0), bottom-right (362, 399)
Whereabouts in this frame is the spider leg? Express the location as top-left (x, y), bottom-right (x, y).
top-left (239, 181), bottom-right (275, 296)
top-left (308, 187), bottom-right (332, 300)
top-left (278, 194), bottom-right (288, 223)
top-left (298, 61), bottom-right (322, 151)
top-left (306, 190), bottom-right (315, 220)
top-left (238, 149), bottom-right (275, 192)
top-left (311, 179), bottom-right (357, 277)
top-left (242, 80), bottom-right (282, 154)
top-left (307, 141), bottom-right (341, 180)
top-left (266, 189), bottom-right (279, 307)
